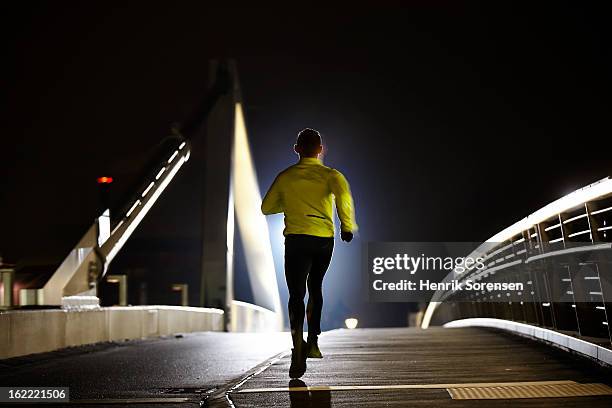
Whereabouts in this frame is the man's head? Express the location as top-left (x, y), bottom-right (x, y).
top-left (294, 128), bottom-right (323, 158)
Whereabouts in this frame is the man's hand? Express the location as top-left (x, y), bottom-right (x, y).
top-left (341, 231), bottom-right (353, 242)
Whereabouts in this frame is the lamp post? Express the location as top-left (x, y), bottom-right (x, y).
top-left (0, 267), bottom-right (14, 309)
top-left (172, 283), bottom-right (189, 306)
top-left (106, 274), bottom-right (127, 306)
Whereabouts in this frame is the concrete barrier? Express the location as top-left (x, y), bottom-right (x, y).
top-left (229, 300), bottom-right (282, 332)
top-left (444, 318), bottom-right (612, 367)
top-left (0, 306), bottom-right (224, 360)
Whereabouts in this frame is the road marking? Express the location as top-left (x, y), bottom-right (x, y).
top-left (205, 350), bottom-right (291, 408)
top-left (67, 397), bottom-right (191, 404)
top-left (448, 383), bottom-right (612, 400)
top-left (237, 380), bottom-right (578, 393)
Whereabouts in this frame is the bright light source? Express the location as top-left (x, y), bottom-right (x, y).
top-left (486, 177), bottom-right (612, 244)
top-left (110, 220), bottom-right (124, 236)
top-left (141, 182), bottom-right (155, 198)
top-left (125, 200), bottom-right (141, 218)
top-left (423, 177), bottom-right (612, 328)
top-left (97, 176), bottom-right (113, 184)
top-left (232, 102), bottom-right (281, 316)
top-left (167, 150), bottom-right (179, 164)
top-left (155, 167), bottom-right (166, 180)
top-left (104, 155), bottom-right (186, 264)
top-left (345, 317), bottom-right (358, 329)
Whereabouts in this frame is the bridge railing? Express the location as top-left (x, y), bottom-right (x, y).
top-left (423, 177), bottom-right (612, 352)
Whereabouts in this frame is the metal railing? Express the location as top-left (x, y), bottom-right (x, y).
top-left (423, 177), bottom-right (612, 349)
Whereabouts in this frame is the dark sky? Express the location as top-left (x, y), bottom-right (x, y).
top-left (2, 3), bottom-right (611, 325)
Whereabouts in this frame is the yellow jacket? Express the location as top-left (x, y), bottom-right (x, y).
top-left (261, 157), bottom-right (357, 237)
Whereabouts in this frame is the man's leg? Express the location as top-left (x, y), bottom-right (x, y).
top-left (284, 235), bottom-right (312, 377)
top-left (285, 236), bottom-right (312, 346)
top-left (306, 237), bottom-right (334, 356)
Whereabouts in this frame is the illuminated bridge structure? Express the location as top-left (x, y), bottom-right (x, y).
top-left (2, 61), bottom-right (281, 337)
top-left (423, 177), bottom-right (612, 365)
top-left (0, 65), bottom-right (611, 405)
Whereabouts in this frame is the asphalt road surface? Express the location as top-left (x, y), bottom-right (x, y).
top-left (222, 327), bottom-right (612, 408)
top-left (1, 327), bottom-right (611, 407)
top-left (0, 331), bottom-right (290, 407)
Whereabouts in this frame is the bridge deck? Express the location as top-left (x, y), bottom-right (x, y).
top-left (229, 327), bottom-right (612, 407)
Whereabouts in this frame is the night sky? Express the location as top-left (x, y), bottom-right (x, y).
top-left (2, 3), bottom-right (611, 327)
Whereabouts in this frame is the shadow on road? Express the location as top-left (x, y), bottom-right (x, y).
top-left (288, 379), bottom-right (331, 408)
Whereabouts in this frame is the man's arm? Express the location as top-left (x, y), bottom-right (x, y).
top-left (261, 174), bottom-right (284, 215)
top-left (329, 169), bottom-right (357, 237)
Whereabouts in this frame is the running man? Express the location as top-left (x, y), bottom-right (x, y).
top-left (261, 128), bottom-right (357, 378)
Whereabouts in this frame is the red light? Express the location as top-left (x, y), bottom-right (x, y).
top-left (97, 176), bottom-right (113, 184)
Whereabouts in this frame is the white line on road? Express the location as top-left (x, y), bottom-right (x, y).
top-left (236, 380), bottom-right (577, 393)
top-left (67, 397), bottom-right (192, 404)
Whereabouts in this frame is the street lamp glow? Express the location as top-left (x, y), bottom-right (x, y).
top-left (96, 176), bottom-right (113, 184)
top-left (106, 274), bottom-right (127, 306)
top-left (345, 318), bottom-right (358, 329)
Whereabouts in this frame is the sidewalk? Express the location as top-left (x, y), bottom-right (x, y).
top-left (227, 327), bottom-right (612, 407)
